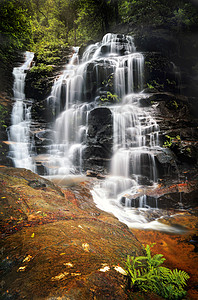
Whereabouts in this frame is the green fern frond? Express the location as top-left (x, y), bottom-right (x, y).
top-left (124, 244), bottom-right (190, 299)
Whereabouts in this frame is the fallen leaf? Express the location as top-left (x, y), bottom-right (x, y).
top-left (31, 233), bottom-right (35, 238)
top-left (114, 266), bottom-right (127, 275)
top-left (99, 263), bottom-right (110, 272)
top-left (51, 272), bottom-right (69, 281)
top-left (17, 266), bottom-right (27, 272)
top-left (60, 253), bottom-right (66, 256)
top-left (64, 262), bottom-right (73, 268)
top-left (71, 272), bottom-right (81, 276)
top-left (82, 243), bottom-right (90, 252)
top-left (23, 255), bottom-right (32, 263)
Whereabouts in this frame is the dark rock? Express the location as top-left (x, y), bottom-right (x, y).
top-left (83, 107), bottom-right (113, 172)
top-left (157, 189), bottom-right (198, 210)
top-left (86, 170), bottom-right (98, 177)
top-left (28, 179), bottom-right (46, 189)
top-left (25, 69), bottom-right (55, 100)
top-left (144, 52), bottom-right (180, 93)
top-left (189, 235), bottom-right (198, 252)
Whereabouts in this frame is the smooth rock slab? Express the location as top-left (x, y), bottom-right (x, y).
top-left (0, 167), bottom-right (142, 299)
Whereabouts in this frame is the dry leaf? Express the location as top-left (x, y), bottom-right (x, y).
top-left (82, 243), bottom-right (90, 252)
top-left (51, 272), bottom-right (69, 281)
top-left (64, 262), bottom-right (73, 268)
top-left (114, 266), bottom-right (127, 275)
top-left (99, 263), bottom-right (110, 272)
top-left (23, 255), bottom-right (32, 263)
top-left (17, 266), bottom-right (27, 272)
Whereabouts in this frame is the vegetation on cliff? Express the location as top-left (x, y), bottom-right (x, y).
top-left (0, 0), bottom-right (197, 96)
top-left (0, 0), bottom-right (198, 63)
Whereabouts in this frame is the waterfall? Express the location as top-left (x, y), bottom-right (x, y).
top-left (8, 51), bottom-right (36, 172)
top-left (44, 34), bottom-right (146, 176)
top-left (9, 34), bottom-right (172, 230)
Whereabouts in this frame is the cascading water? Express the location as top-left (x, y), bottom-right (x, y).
top-left (9, 34), bottom-right (178, 231)
top-left (8, 51), bottom-right (36, 172)
top-left (43, 33), bottom-right (175, 230)
top-left (45, 34), bottom-right (145, 175)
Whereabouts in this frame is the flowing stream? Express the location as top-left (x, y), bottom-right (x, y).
top-left (9, 34), bottom-right (181, 232)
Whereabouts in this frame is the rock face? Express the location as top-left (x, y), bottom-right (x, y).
top-left (147, 92), bottom-right (198, 177)
top-left (83, 107), bottom-right (113, 173)
top-left (0, 167), bottom-right (143, 300)
top-left (0, 94), bottom-right (13, 167)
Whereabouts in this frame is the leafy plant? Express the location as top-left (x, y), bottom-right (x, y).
top-left (147, 83), bottom-right (155, 89)
top-left (125, 244), bottom-right (189, 299)
top-left (147, 80), bottom-right (164, 90)
top-left (163, 135), bottom-right (181, 148)
top-left (0, 104), bottom-right (8, 129)
top-left (30, 64), bottom-right (54, 75)
top-left (100, 91), bottom-right (119, 102)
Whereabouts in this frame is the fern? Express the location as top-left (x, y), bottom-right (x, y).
top-left (124, 244), bottom-right (190, 299)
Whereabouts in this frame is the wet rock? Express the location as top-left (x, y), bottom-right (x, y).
top-left (0, 93), bottom-right (13, 167)
top-left (83, 107), bottom-right (113, 172)
top-left (189, 235), bottom-right (198, 252)
top-left (0, 167), bottom-right (143, 300)
top-left (86, 170), bottom-right (98, 177)
top-left (157, 189), bottom-right (198, 210)
top-left (144, 53), bottom-right (180, 93)
top-left (155, 148), bottom-right (179, 179)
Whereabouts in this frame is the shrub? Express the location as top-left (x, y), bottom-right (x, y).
top-left (125, 244), bottom-right (189, 299)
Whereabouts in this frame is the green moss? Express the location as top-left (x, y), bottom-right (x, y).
top-left (30, 64), bottom-right (54, 76)
top-left (0, 104), bottom-right (8, 129)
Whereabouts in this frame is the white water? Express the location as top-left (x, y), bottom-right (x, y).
top-left (8, 51), bottom-right (36, 172)
top-left (42, 33), bottom-right (178, 231)
top-left (44, 34), bottom-right (145, 176)
top-left (9, 34), bottom-right (179, 232)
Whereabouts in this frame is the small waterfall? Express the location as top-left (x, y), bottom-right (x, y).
top-left (8, 51), bottom-right (36, 172)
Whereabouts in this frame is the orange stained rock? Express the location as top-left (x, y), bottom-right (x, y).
top-left (133, 225), bottom-right (198, 300)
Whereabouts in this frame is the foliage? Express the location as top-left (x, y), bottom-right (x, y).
top-left (167, 99), bottom-right (179, 110)
top-left (1, 0), bottom-right (198, 60)
top-left (30, 64), bottom-right (54, 75)
top-left (100, 91), bottom-right (120, 103)
top-left (163, 135), bottom-right (181, 148)
top-left (0, 105), bottom-right (8, 129)
top-left (147, 80), bottom-right (164, 91)
top-left (102, 74), bottom-right (114, 88)
top-left (0, 0), bottom-right (32, 48)
top-left (119, 0), bottom-right (198, 30)
top-left (125, 244), bottom-right (190, 299)
top-left (0, 0), bottom-right (32, 68)
top-left (0, 0), bottom-right (198, 94)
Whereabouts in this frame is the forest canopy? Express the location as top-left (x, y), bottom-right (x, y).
top-left (0, 0), bottom-right (198, 64)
